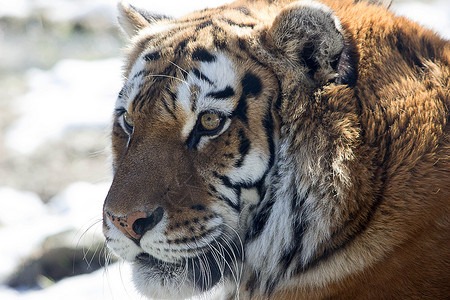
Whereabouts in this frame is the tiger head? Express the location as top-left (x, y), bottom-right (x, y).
top-left (103, 0), bottom-right (450, 299)
top-left (102, 0), bottom-right (354, 298)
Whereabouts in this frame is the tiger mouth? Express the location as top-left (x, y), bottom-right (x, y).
top-left (134, 242), bottom-right (242, 292)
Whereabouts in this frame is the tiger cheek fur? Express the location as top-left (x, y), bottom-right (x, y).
top-left (103, 0), bottom-right (450, 299)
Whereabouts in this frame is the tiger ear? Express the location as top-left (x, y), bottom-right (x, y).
top-left (117, 1), bottom-right (172, 37)
top-left (267, 1), bottom-right (356, 86)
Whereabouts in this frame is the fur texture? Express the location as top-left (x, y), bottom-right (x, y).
top-left (103, 0), bottom-right (450, 299)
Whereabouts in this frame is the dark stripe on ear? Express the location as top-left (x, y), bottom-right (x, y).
top-left (235, 129), bottom-right (250, 167)
top-left (206, 86), bottom-right (235, 99)
top-left (192, 68), bottom-right (214, 85)
top-left (192, 47), bottom-right (216, 62)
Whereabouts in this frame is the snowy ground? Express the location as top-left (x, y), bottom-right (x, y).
top-left (0, 0), bottom-right (448, 299)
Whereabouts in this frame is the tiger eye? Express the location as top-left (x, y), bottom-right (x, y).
top-left (200, 113), bottom-right (221, 131)
top-left (123, 111), bottom-right (134, 128)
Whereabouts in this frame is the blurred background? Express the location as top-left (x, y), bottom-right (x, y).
top-left (0, 0), bottom-right (448, 299)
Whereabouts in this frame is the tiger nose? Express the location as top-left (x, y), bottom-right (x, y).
top-left (106, 207), bottom-right (165, 240)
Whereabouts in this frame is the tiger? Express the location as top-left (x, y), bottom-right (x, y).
top-left (102, 0), bottom-right (450, 299)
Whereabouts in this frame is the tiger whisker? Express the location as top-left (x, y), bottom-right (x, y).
top-left (145, 73), bottom-right (189, 87)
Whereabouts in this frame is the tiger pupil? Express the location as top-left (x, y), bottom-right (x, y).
top-left (201, 113), bottom-right (220, 130)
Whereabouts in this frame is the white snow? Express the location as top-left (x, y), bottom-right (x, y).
top-left (0, 0), bottom-right (448, 299)
top-left (0, 0), bottom-right (233, 20)
top-left (0, 182), bottom-right (110, 281)
top-left (4, 58), bottom-right (122, 154)
top-left (0, 263), bottom-right (141, 300)
top-left (392, 0), bottom-right (450, 40)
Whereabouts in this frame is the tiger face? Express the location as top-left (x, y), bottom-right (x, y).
top-left (103, 2), bottom-right (281, 298)
top-left (103, 0), bottom-right (450, 299)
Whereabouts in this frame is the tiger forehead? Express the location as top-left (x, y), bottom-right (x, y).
top-left (121, 2), bottom-right (263, 78)
top-left (118, 48), bottom-right (243, 116)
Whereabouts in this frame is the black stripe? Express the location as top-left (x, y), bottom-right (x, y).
top-left (143, 51), bottom-right (160, 62)
top-left (206, 86), bottom-right (235, 99)
top-left (233, 93), bottom-right (248, 124)
top-left (132, 90), bottom-right (145, 112)
top-left (161, 98), bottom-right (177, 120)
top-left (235, 129), bottom-right (250, 167)
top-left (234, 6), bottom-right (252, 16)
top-left (211, 173), bottom-right (241, 211)
top-left (279, 188), bottom-right (308, 271)
top-left (264, 275), bottom-right (279, 296)
top-left (221, 18), bottom-right (255, 28)
top-left (275, 78), bottom-right (283, 111)
top-left (212, 26), bottom-right (227, 50)
top-left (132, 69), bottom-right (147, 80)
top-left (212, 171), bottom-right (234, 189)
top-left (218, 193), bottom-right (240, 211)
top-left (191, 88), bottom-right (198, 112)
top-left (262, 101), bottom-right (275, 170)
top-left (232, 73), bottom-right (263, 123)
top-left (177, 39), bottom-right (188, 52)
top-left (238, 37), bottom-right (248, 51)
top-left (245, 191), bottom-right (275, 241)
top-left (242, 73), bottom-right (262, 97)
top-left (245, 271), bottom-right (260, 298)
top-left (208, 184), bottom-right (218, 194)
top-left (192, 47), bottom-right (216, 62)
top-left (192, 68), bottom-right (214, 85)
top-left (167, 89), bottom-right (177, 109)
top-left (196, 20), bottom-right (213, 31)
top-left (118, 86), bottom-right (126, 99)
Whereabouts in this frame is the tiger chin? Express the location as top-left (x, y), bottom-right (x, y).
top-left (102, 0), bottom-right (450, 299)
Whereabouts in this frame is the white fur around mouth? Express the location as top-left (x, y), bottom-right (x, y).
top-left (131, 238), bottom-right (242, 298)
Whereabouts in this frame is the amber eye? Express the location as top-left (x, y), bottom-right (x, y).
top-left (200, 113), bottom-right (221, 131)
top-left (123, 111), bottom-right (134, 131)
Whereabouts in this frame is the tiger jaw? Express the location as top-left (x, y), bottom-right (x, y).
top-left (104, 213), bottom-right (243, 298)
